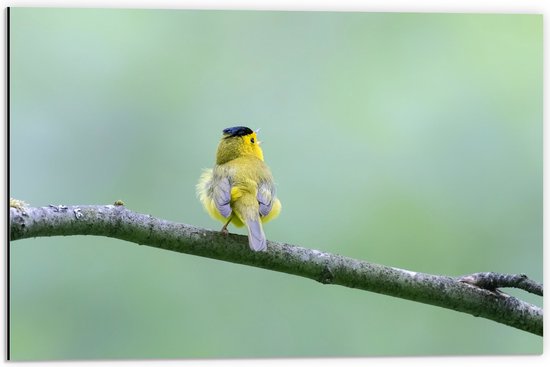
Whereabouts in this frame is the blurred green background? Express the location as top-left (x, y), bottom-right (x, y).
top-left (9, 8), bottom-right (542, 359)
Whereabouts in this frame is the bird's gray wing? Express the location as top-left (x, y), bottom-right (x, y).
top-left (257, 181), bottom-right (276, 217)
top-left (213, 176), bottom-right (232, 218)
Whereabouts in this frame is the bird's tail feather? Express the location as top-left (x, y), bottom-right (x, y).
top-left (246, 218), bottom-right (267, 251)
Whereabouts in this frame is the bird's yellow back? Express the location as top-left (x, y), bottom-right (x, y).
top-left (197, 126), bottom-right (281, 251)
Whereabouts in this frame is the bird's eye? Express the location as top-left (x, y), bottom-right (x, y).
top-left (250, 137), bottom-right (255, 143)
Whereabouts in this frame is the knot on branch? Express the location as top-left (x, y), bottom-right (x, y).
top-left (318, 265), bottom-right (334, 284)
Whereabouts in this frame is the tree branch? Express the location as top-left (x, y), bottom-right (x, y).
top-left (9, 203), bottom-right (543, 336)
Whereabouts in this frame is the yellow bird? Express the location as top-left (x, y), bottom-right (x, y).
top-left (197, 126), bottom-right (281, 251)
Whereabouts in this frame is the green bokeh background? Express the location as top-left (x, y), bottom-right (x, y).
top-left (9, 8), bottom-right (542, 360)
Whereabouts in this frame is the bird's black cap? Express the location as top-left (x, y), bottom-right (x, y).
top-left (222, 126), bottom-right (254, 137)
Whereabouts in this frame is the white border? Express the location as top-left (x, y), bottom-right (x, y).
top-left (2, 1), bottom-right (547, 367)
top-left (0, 0), bottom-right (547, 13)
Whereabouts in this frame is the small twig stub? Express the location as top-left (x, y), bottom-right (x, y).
top-left (458, 272), bottom-right (543, 297)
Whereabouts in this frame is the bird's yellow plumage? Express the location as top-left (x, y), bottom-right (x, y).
top-left (197, 126), bottom-right (281, 251)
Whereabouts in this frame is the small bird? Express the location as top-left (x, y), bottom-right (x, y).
top-left (197, 126), bottom-right (281, 251)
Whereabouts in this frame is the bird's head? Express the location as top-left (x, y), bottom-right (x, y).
top-left (216, 126), bottom-right (264, 164)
